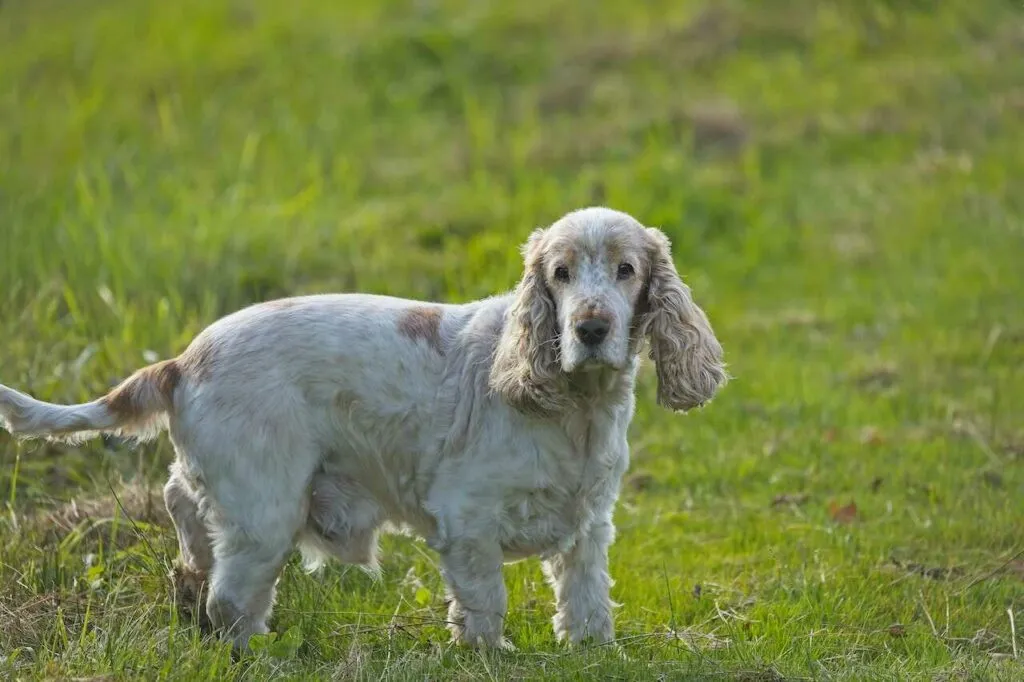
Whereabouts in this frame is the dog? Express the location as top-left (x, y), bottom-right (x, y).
top-left (0, 206), bottom-right (727, 650)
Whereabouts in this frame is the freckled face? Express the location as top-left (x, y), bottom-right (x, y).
top-left (542, 222), bottom-right (649, 371)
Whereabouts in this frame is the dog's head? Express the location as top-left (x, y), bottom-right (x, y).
top-left (490, 207), bottom-right (727, 415)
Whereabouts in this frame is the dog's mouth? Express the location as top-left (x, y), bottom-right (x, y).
top-left (561, 329), bottom-right (628, 373)
top-left (568, 350), bottom-right (624, 373)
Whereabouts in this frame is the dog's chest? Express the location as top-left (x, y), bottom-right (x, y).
top-left (498, 483), bottom-right (579, 560)
top-left (497, 411), bottom-right (626, 560)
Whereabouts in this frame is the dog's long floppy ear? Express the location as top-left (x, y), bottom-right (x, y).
top-left (490, 229), bottom-right (567, 416)
top-left (639, 228), bottom-right (727, 412)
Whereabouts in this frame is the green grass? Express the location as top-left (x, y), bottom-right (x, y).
top-left (2, 0), bottom-right (1023, 678)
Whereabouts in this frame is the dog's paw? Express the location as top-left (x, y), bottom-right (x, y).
top-left (170, 562), bottom-right (212, 633)
top-left (448, 634), bottom-right (517, 652)
top-left (447, 621), bottom-right (513, 651)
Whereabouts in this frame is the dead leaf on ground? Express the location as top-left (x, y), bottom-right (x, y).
top-left (859, 426), bottom-right (884, 446)
top-left (887, 623), bottom-right (906, 637)
top-left (828, 500), bottom-right (859, 524)
top-left (771, 493), bottom-right (809, 508)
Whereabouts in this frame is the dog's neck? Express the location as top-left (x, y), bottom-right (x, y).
top-left (561, 356), bottom-right (639, 414)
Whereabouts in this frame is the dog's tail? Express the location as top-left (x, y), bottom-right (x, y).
top-left (0, 359), bottom-right (180, 444)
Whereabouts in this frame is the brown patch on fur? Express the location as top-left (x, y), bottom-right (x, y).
top-left (571, 310), bottom-right (612, 325)
top-left (102, 359), bottom-right (180, 420)
top-left (545, 242), bottom-right (579, 276)
top-left (606, 224), bottom-right (648, 262)
top-left (397, 306), bottom-right (445, 355)
top-left (601, 234), bottom-right (633, 270)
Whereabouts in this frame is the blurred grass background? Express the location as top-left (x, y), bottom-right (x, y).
top-left (1, 0), bottom-right (1022, 679)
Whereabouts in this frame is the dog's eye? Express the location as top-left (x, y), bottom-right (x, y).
top-left (553, 265), bottom-right (570, 282)
top-left (616, 262), bottom-right (635, 280)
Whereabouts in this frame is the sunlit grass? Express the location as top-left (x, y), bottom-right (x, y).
top-left (1, 0), bottom-right (1022, 678)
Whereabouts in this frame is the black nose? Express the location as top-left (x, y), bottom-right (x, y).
top-left (575, 318), bottom-right (610, 346)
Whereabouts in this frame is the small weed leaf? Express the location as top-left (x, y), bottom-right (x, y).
top-left (249, 626), bottom-right (303, 658)
top-left (247, 631), bottom-right (276, 654)
top-left (274, 625), bottom-right (304, 658)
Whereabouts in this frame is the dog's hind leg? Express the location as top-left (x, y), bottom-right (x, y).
top-left (168, 389), bottom-right (321, 651)
top-left (197, 436), bottom-right (318, 650)
top-left (164, 460), bottom-right (215, 630)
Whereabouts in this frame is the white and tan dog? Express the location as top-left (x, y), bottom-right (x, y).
top-left (0, 207), bottom-right (727, 650)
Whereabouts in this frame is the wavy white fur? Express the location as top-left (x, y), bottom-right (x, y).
top-left (0, 207), bottom-right (727, 650)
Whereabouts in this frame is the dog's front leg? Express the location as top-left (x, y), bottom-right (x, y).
top-left (542, 518), bottom-right (616, 645)
top-left (439, 537), bottom-right (510, 649)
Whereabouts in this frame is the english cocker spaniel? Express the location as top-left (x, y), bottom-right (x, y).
top-left (0, 206), bottom-right (727, 650)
